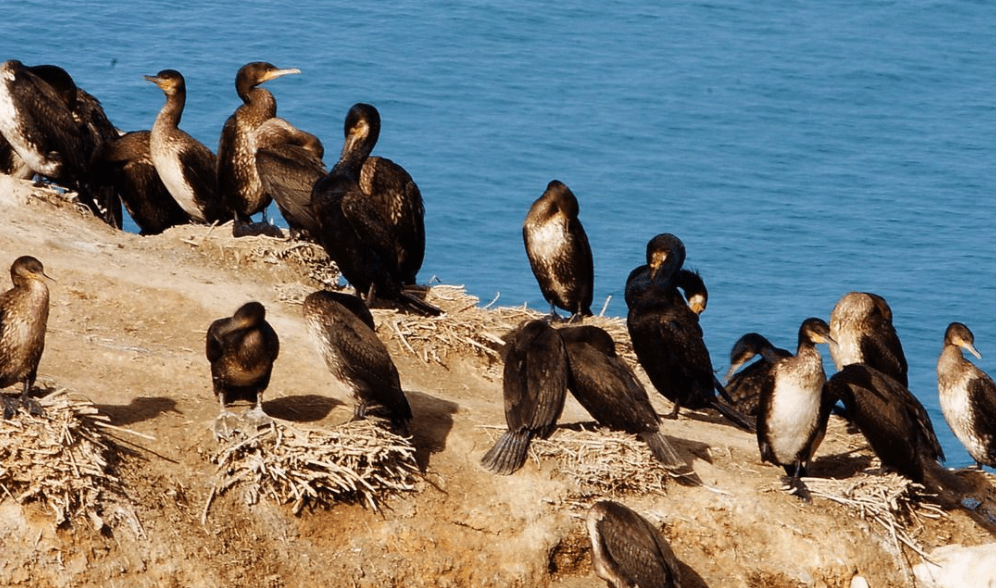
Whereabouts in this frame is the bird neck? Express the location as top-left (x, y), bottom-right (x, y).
top-left (155, 90), bottom-right (185, 130)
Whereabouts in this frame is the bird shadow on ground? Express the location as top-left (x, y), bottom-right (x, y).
top-left (405, 389), bottom-right (458, 472)
top-left (94, 396), bottom-right (182, 427)
top-left (812, 451), bottom-right (875, 480)
top-left (262, 394), bottom-right (343, 422)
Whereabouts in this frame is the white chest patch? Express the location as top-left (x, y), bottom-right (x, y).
top-left (150, 134), bottom-right (204, 221)
top-left (939, 367), bottom-right (987, 460)
top-left (768, 362), bottom-right (824, 462)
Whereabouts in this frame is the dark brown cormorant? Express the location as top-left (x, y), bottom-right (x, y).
top-left (937, 322), bottom-right (996, 469)
top-left (522, 180), bottom-right (594, 321)
top-left (482, 319), bottom-right (569, 475)
top-left (205, 301), bottom-right (279, 436)
top-left (625, 233), bottom-right (753, 431)
top-left (724, 333), bottom-right (791, 417)
top-left (586, 500), bottom-right (683, 588)
top-left (828, 363), bottom-right (944, 483)
top-left (254, 117), bottom-right (326, 238)
top-left (90, 130), bottom-right (190, 235)
top-left (558, 325), bottom-right (699, 483)
top-left (310, 103), bottom-right (437, 315)
top-left (625, 263), bottom-right (707, 317)
top-left (0, 256), bottom-right (51, 419)
top-left (145, 69), bottom-right (225, 224)
top-left (303, 290), bottom-right (412, 434)
top-left (829, 292), bottom-right (908, 387)
top-left (756, 317), bottom-right (835, 497)
top-left (217, 62), bottom-right (300, 224)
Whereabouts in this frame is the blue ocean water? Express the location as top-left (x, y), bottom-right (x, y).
top-left (4, 0), bottom-right (994, 467)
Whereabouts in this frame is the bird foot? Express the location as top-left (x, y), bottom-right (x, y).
top-left (1, 396), bottom-right (19, 420)
top-left (213, 411), bottom-right (242, 441)
top-left (20, 396), bottom-right (44, 417)
top-left (245, 405), bottom-right (274, 431)
top-left (781, 476), bottom-right (812, 502)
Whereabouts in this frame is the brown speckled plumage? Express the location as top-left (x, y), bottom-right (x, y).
top-left (0, 256), bottom-right (51, 418)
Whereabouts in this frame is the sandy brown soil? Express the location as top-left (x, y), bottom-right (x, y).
top-left (1, 177), bottom-right (995, 588)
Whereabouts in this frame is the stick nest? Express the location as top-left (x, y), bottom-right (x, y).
top-left (380, 287), bottom-right (635, 373)
top-left (205, 419), bottom-right (421, 520)
top-left (525, 426), bottom-right (673, 497)
top-left (0, 392), bottom-right (121, 528)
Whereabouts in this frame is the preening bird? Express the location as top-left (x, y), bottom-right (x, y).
top-left (586, 500), bottom-right (683, 588)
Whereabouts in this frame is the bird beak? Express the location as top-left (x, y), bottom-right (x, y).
top-left (264, 67), bottom-right (301, 82)
top-left (724, 360), bottom-right (744, 382)
top-left (963, 342), bottom-right (983, 360)
top-left (144, 75), bottom-right (161, 87)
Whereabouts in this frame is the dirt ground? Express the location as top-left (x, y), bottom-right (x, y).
top-left (1, 177), bottom-right (994, 588)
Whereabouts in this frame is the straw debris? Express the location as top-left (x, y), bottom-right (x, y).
top-left (204, 418), bottom-right (420, 521)
top-left (0, 391), bottom-right (122, 528)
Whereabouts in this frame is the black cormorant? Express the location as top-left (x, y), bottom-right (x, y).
top-left (625, 233), bottom-right (753, 431)
top-left (522, 180), bottom-right (593, 321)
top-left (217, 62), bottom-right (300, 224)
top-left (310, 103), bottom-right (436, 315)
top-left (254, 117), bottom-right (326, 237)
top-left (559, 325), bottom-right (698, 483)
top-left (828, 363), bottom-right (944, 483)
top-left (145, 69), bottom-right (225, 224)
top-left (586, 500), bottom-right (683, 588)
top-left (829, 292), bottom-right (908, 387)
top-left (0, 256), bottom-right (51, 419)
top-left (724, 333), bottom-right (791, 417)
top-left (937, 322), bottom-right (996, 469)
top-left (303, 290), bottom-right (412, 434)
top-left (90, 130), bottom-right (190, 235)
top-left (756, 317), bottom-right (835, 497)
top-left (205, 301), bottom-right (280, 436)
top-left (482, 319), bottom-right (569, 475)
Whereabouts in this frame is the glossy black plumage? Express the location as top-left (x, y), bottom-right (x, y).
top-left (756, 318), bottom-right (835, 490)
top-left (482, 319), bottom-right (569, 475)
top-left (0, 257), bottom-right (51, 419)
top-left (217, 62), bottom-right (300, 222)
top-left (724, 333), bottom-right (791, 417)
top-left (303, 290), bottom-right (412, 434)
top-left (145, 69), bottom-right (225, 224)
top-left (828, 363), bottom-right (943, 483)
top-left (205, 301), bottom-right (280, 411)
top-left (310, 103), bottom-right (436, 314)
top-left (90, 130), bottom-right (190, 235)
top-left (254, 117), bottom-right (326, 237)
top-left (625, 234), bottom-right (753, 431)
top-left (586, 500), bottom-right (683, 588)
top-left (559, 325), bottom-right (697, 481)
top-left (829, 292), bottom-right (908, 387)
top-left (522, 180), bottom-right (593, 321)
top-left (937, 322), bottom-right (996, 469)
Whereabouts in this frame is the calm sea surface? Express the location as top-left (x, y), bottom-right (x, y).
top-left (4, 0), bottom-right (995, 466)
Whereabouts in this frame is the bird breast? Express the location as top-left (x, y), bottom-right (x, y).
top-left (767, 358), bottom-right (824, 462)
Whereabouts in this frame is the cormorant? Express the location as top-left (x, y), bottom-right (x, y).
top-left (310, 103), bottom-right (436, 315)
top-left (90, 130), bottom-right (190, 235)
top-left (625, 264), bottom-right (707, 317)
top-left (625, 233), bottom-right (753, 431)
top-left (254, 117), bottom-right (326, 238)
top-left (828, 363), bottom-right (944, 483)
top-left (522, 180), bottom-right (593, 321)
top-left (756, 317), bottom-right (835, 497)
top-left (0, 256), bottom-right (51, 419)
top-left (724, 333), bottom-right (791, 417)
top-left (586, 500), bottom-right (683, 588)
top-left (205, 301), bottom-right (279, 437)
top-left (829, 292), bottom-right (908, 387)
top-left (145, 69), bottom-right (225, 224)
top-left (937, 322), bottom-right (996, 469)
top-left (217, 62), bottom-right (300, 224)
top-left (482, 319), bottom-right (569, 475)
top-left (559, 325), bottom-right (699, 483)
top-left (303, 290), bottom-right (412, 434)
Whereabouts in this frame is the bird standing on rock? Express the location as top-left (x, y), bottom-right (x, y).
top-left (0, 256), bottom-right (52, 419)
top-left (937, 322), bottom-right (996, 470)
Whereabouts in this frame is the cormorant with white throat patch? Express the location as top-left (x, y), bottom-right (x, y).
top-left (829, 292), bottom-right (908, 387)
top-left (937, 322), bottom-right (996, 469)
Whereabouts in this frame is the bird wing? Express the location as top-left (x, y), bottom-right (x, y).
top-left (256, 145), bottom-right (325, 235)
top-left (596, 503), bottom-right (678, 588)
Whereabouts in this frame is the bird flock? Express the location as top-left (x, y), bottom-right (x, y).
top-left (2, 58), bottom-right (996, 587)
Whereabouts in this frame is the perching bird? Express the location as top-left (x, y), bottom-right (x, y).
top-left (254, 117), bottom-right (326, 238)
top-left (217, 62), bottom-right (300, 223)
top-left (310, 103), bottom-right (436, 315)
top-left (625, 233), bottom-right (753, 431)
top-left (937, 322), bottom-right (996, 469)
top-left (482, 319), bottom-right (569, 475)
top-left (724, 332), bottom-right (791, 417)
top-left (586, 500), bottom-right (683, 588)
top-left (558, 325), bottom-right (699, 483)
top-left (522, 180), bottom-right (594, 321)
top-left (205, 301), bottom-right (280, 437)
top-left (829, 292), bottom-right (908, 387)
top-left (145, 69), bottom-right (226, 224)
top-left (828, 363), bottom-right (944, 483)
top-left (0, 256), bottom-right (52, 419)
top-left (756, 317), bottom-right (835, 498)
top-left (303, 290), bottom-right (412, 434)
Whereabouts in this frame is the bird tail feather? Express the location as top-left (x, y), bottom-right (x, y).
top-left (481, 429), bottom-right (533, 475)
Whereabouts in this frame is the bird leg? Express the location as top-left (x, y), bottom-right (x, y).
top-left (1, 394), bottom-right (19, 420)
top-left (665, 400), bottom-right (682, 420)
top-left (245, 398), bottom-right (274, 431)
top-left (213, 395), bottom-right (240, 440)
top-left (18, 378), bottom-right (43, 416)
top-left (783, 462), bottom-right (812, 502)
